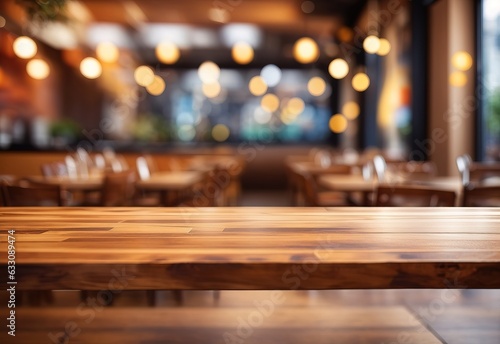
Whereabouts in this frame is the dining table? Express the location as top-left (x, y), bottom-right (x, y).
top-left (27, 175), bottom-right (103, 192)
top-left (319, 174), bottom-right (465, 205)
top-left (1, 207), bottom-right (499, 291)
top-left (136, 171), bottom-right (205, 206)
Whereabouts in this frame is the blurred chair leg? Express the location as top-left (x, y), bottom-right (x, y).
top-left (173, 290), bottom-right (183, 305)
top-left (147, 291), bottom-right (156, 307)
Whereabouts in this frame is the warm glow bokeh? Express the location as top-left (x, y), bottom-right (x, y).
top-left (329, 114), bottom-right (348, 133)
top-left (80, 57), bottom-right (102, 79)
top-left (96, 42), bottom-right (119, 63)
top-left (293, 37), bottom-right (319, 64)
top-left (328, 59), bottom-right (349, 79)
top-left (352, 73), bottom-right (370, 92)
top-left (451, 51), bottom-right (473, 71)
top-left (342, 101), bottom-right (360, 120)
top-left (13, 36), bottom-right (37, 59)
top-left (232, 42), bottom-right (254, 65)
top-left (198, 61), bottom-right (221, 84)
top-left (212, 124), bottom-right (230, 142)
top-left (286, 97), bottom-right (305, 116)
top-left (377, 38), bottom-right (392, 56)
top-left (363, 35), bottom-right (380, 54)
top-left (449, 71), bottom-right (468, 87)
top-left (26, 59), bottom-right (50, 80)
top-left (156, 42), bottom-right (180, 64)
top-left (261, 93), bottom-right (280, 112)
top-left (134, 66), bottom-right (155, 86)
top-left (307, 77), bottom-right (326, 96)
top-left (249, 76), bottom-right (268, 96)
top-left (146, 75), bottom-right (166, 95)
top-left (202, 82), bottom-right (222, 98)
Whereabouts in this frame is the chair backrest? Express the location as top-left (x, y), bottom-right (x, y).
top-left (373, 155), bottom-right (387, 182)
top-left (100, 171), bottom-right (136, 206)
top-left (375, 185), bottom-right (456, 207)
top-left (93, 153), bottom-right (106, 170)
top-left (2, 183), bottom-right (62, 206)
top-left (469, 163), bottom-right (500, 183)
top-left (295, 171), bottom-right (319, 206)
top-left (462, 184), bottom-right (500, 207)
top-left (136, 157), bottom-right (151, 180)
top-left (41, 162), bottom-right (68, 177)
top-left (456, 154), bottom-right (472, 185)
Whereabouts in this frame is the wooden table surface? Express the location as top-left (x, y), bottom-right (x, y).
top-left (27, 175), bottom-right (103, 191)
top-left (135, 171), bottom-right (204, 190)
top-left (1, 207), bottom-right (499, 290)
top-left (319, 175), bottom-right (463, 193)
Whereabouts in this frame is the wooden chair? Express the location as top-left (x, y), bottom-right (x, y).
top-left (469, 163), bottom-right (500, 183)
top-left (41, 162), bottom-right (68, 177)
top-left (462, 184), bottom-right (500, 207)
top-left (2, 183), bottom-right (62, 206)
top-left (375, 185), bottom-right (456, 207)
top-left (373, 155), bottom-right (387, 182)
top-left (100, 171), bottom-right (136, 206)
top-left (135, 156), bottom-right (152, 180)
top-left (296, 171), bottom-right (348, 206)
top-left (134, 157), bottom-right (163, 206)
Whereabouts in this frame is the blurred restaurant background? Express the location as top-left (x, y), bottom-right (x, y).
top-left (0, 0), bottom-right (499, 203)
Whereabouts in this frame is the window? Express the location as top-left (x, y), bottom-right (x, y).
top-left (481, 0), bottom-right (500, 161)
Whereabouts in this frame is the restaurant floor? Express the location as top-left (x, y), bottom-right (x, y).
top-left (1, 190), bottom-right (499, 343)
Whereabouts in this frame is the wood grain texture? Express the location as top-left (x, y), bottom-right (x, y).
top-left (0, 207), bottom-right (499, 290)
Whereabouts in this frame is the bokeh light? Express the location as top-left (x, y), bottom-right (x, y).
top-left (286, 97), bottom-right (305, 116)
top-left (451, 51), bottom-right (473, 71)
top-left (156, 42), bottom-right (180, 64)
top-left (261, 93), bottom-right (280, 112)
top-left (363, 35), bottom-right (380, 54)
top-left (146, 75), bottom-right (166, 95)
top-left (249, 76), bottom-right (268, 96)
top-left (202, 82), bottom-right (222, 98)
top-left (260, 64), bottom-right (282, 87)
top-left (134, 66), bottom-right (155, 86)
top-left (449, 71), bottom-right (467, 87)
top-left (254, 107), bottom-right (273, 124)
top-left (293, 37), bottom-right (319, 64)
top-left (26, 59), bottom-right (50, 80)
top-left (377, 38), bottom-right (391, 56)
top-left (342, 101), bottom-right (360, 120)
top-left (352, 73), bottom-right (370, 92)
top-left (13, 36), bottom-right (37, 59)
top-left (212, 124), bottom-right (230, 142)
top-left (328, 58), bottom-right (349, 79)
top-left (232, 42), bottom-right (254, 65)
top-left (307, 77), bottom-right (326, 96)
top-left (198, 61), bottom-right (221, 84)
top-left (96, 42), bottom-right (119, 63)
top-left (80, 57), bottom-right (102, 79)
top-left (329, 114), bottom-right (348, 133)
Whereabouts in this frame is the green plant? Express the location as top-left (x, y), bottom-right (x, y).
top-left (49, 119), bottom-right (80, 138)
top-left (131, 115), bottom-right (170, 142)
top-left (487, 88), bottom-right (500, 137)
top-left (17, 0), bottom-right (68, 23)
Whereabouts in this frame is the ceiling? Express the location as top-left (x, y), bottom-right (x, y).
top-left (73, 0), bottom-right (368, 66)
top-left (1, 0), bottom-right (369, 68)
top-left (78, 0), bottom-right (368, 33)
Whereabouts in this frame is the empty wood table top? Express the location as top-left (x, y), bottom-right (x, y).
top-left (1, 207), bottom-right (499, 291)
